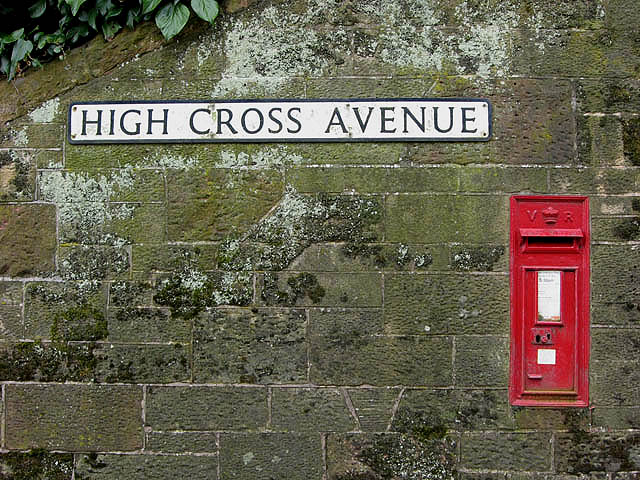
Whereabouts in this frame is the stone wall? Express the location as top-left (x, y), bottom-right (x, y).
top-left (0, 0), bottom-right (639, 478)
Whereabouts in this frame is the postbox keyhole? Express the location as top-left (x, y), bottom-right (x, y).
top-left (532, 328), bottom-right (553, 345)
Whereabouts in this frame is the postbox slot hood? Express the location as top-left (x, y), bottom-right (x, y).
top-left (519, 228), bottom-right (583, 237)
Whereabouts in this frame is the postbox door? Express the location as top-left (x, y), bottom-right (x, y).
top-left (522, 268), bottom-right (577, 394)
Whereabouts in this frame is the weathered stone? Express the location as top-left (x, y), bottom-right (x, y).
top-left (94, 343), bottom-right (190, 383)
top-left (592, 302), bottom-right (640, 327)
top-left (512, 407), bottom-right (590, 431)
top-left (289, 142), bottom-right (405, 165)
top-left (450, 245), bottom-right (507, 272)
top-left (461, 432), bottom-right (552, 470)
top-left (550, 167), bottom-right (640, 194)
top-left (310, 308), bottom-right (452, 386)
top-left (106, 168), bottom-right (165, 203)
top-left (24, 282), bottom-right (108, 340)
top-left (395, 388), bottom-right (514, 432)
top-left (592, 196), bottom-right (640, 216)
top-left (0, 306), bottom-right (22, 340)
top-left (5, 384), bottom-right (142, 451)
top-left (404, 78), bottom-right (575, 165)
top-left (385, 194), bottom-right (509, 243)
top-left (132, 244), bottom-right (219, 274)
top-left (76, 453), bottom-right (218, 480)
top-left (167, 168), bottom-right (283, 241)
top-left (0, 281), bottom-right (22, 305)
top-left (271, 387), bottom-right (357, 433)
top-left (384, 273), bottom-right (509, 335)
top-left (591, 329), bottom-right (640, 360)
top-left (0, 124), bottom-right (64, 149)
top-left (193, 308), bottom-right (307, 384)
top-left (592, 217), bottom-right (640, 242)
top-left (59, 245), bottom-right (129, 281)
top-left (591, 360), bottom-right (640, 406)
top-left (219, 433), bottom-right (322, 479)
top-left (109, 281), bottom-right (155, 307)
top-left (0, 149), bottom-right (36, 201)
top-left (107, 307), bottom-right (189, 343)
top-left (146, 386), bottom-right (268, 431)
top-left (577, 116), bottom-right (626, 167)
top-left (0, 205), bottom-right (56, 277)
top-left (145, 431), bottom-right (218, 454)
top-left (110, 203), bottom-right (168, 244)
top-left (577, 79), bottom-right (640, 114)
top-left (555, 432), bottom-right (640, 473)
top-left (458, 167), bottom-right (548, 193)
top-left (512, 30), bottom-right (609, 77)
top-left (327, 432), bottom-right (457, 480)
top-left (455, 336), bottom-right (509, 387)
top-left (347, 388), bottom-right (400, 432)
top-left (592, 406), bottom-right (640, 429)
top-left (0, 451), bottom-right (74, 480)
top-left (592, 245), bottom-right (640, 303)
top-left (260, 272), bottom-right (382, 307)
top-left (287, 166), bottom-right (459, 193)
top-left (288, 242), bottom-right (439, 273)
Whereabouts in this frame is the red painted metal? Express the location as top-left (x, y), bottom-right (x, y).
top-left (510, 196), bottom-right (590, 407)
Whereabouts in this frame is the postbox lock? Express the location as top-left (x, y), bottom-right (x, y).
top-left (532, 328), bottom-right (553, 345)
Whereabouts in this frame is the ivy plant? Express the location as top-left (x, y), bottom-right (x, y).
top-left (0, 0), bottom-right (219, 80)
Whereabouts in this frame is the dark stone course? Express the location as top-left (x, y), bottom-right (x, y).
top-left (219, 433), bottom-right (323, 480)
top-left (5, 384), bottom-right (142, 451)
top-left (75, 454), bottom-right (218, 480)
top-left (146, 385), bottom-right (268, 431)
top-left (555, 432), bottom-right (640, 473)
top-left (193, 308), bottom-right (307, 384)
top-left (460, 432), bottom-right (552, 471)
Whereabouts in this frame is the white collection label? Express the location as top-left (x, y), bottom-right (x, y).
top-left (537, 348), bottom-right (556, 365)
top-left (537, 270), bottom-right (561, 322)
top-left (68, 99), bottom-right (492, 144)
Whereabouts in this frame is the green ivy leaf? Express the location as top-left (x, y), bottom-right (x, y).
top-left (28, 0), bottom-right (47, 18)
top-left (65, 0), bottom-right (89, 16)
top-left (87, 7), bottom-right (98, 30)
top-left (9, 38), bottom-right (33, 79)
top-left (155, 2), bottom-right (189, 40)
top-left (102, 20), bottom-right (122, 40)
top-left (96, 0), bottom-right (114, 16)
top-left (1, 29), bottom-right (25, 45)
top-left (190, 0), bottom-right (218, 24)
top-left (142, 0), bottom-right (162, 15)
top-left (0, 56), bottom-right (9, 75)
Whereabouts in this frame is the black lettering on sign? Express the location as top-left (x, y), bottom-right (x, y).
top-left (403, 106), bottom-right (426, 133)
top-left (380, 107), bottom-right (396, 133)
top-left (461, 107), bottom-right (477, 133)
top-left (353, 107), bottom-right (374, 133)
top-left (147, 108), bottom-right (169, 135)
top-left (120, 109), bottom-right (141, 135)
top-left (82, 109), bottom-right (103, 136)
top-left (268, 108), bottom-right (283, 134)
top-left (433, 106), bottom-right (454, 134)
top-left (190, 108), bottom-right (211, 134)
top-left (325, 107), bottom-right (347, 134)
top-left (241, 108), bottom-right (264, 134)
top-left (216, 108), bottom-right (238, 135)
top-left (287, 107), bottom-right (302, 134)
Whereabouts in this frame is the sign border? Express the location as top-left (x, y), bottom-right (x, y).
top-left (68, 97), bottom-right (493, 144)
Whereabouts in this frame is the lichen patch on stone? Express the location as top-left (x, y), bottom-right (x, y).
top-left (28, 97), bottom-right (60, 123)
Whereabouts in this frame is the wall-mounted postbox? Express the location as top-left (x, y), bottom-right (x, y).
top-left (510, 196), bottom-right (590, 407)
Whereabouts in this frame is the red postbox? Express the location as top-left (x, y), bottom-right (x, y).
top-left (510, 195), bottom-right (590, 407)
